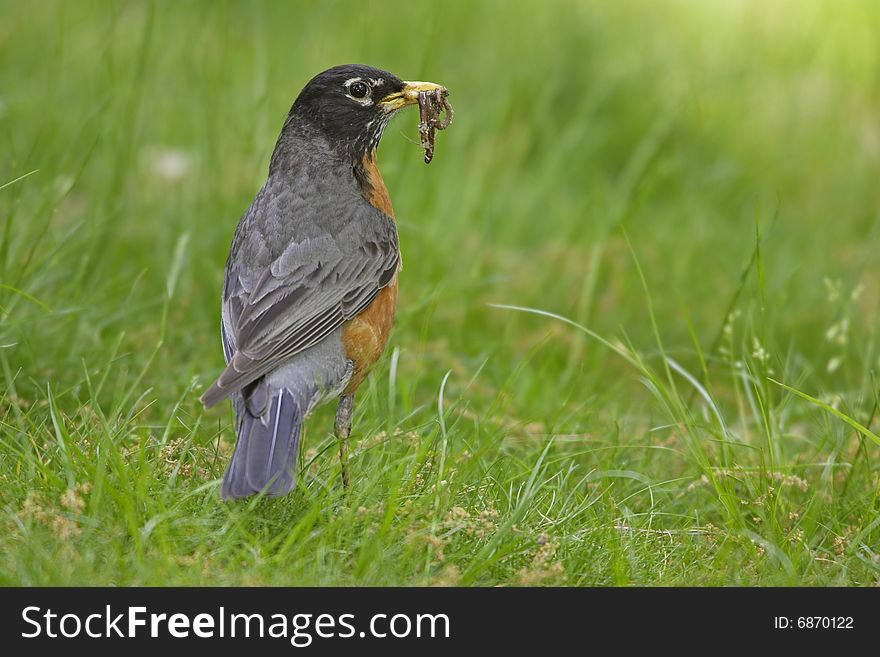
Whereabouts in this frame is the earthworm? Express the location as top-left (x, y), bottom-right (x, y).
top-left (417, 88), bottom-right (453, 164)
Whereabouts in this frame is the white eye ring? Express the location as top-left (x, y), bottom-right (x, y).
top-left (344, 78), bottom-right (373, 105)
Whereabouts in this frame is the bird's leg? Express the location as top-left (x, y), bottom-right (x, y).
top-left (334, 394), bottom-right (354, 493)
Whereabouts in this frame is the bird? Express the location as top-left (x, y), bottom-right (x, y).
top-left (200, 64), bottom-right (448, 500)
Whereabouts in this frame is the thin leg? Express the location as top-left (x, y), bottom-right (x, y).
top-left (334, 394), bottom-right (354, 493)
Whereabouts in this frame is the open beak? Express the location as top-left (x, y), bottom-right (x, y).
top-left (379, 80), bottom-right (447, 112)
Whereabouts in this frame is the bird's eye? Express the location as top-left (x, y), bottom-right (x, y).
top-left (348, 81), bottom-right (370, 99)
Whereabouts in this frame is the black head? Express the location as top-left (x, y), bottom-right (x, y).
top-left (284, 64), bottom-right (444, 162)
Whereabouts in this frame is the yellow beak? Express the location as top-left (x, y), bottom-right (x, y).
top-left (379, 80), bottom-right (447, 112)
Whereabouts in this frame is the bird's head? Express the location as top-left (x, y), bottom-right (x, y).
top-left (284, 64), bottom-right (446, 162)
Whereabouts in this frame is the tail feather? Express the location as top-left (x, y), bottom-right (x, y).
top-left (221, 388), bottom-right (302, 500)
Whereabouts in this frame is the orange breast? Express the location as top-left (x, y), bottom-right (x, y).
top-left (341, 278), bottom-right (398, 393)
top-left (358, 151), bottom-right (394, 215)
top-left (341, 150), bottom-right (400, 394)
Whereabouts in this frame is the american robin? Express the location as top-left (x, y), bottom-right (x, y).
top-left (201, 64), bottom-right (448, 500)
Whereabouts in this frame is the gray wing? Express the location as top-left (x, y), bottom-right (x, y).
top-left (202, 209), bottom-right (399, 408)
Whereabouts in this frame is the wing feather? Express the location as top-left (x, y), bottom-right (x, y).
top-left (201, 206), bottom-right (398, 408)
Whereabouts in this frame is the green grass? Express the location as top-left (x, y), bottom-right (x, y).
top-left (1, 0), bottom-right (879, 586)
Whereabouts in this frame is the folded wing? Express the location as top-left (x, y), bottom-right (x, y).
top-left (201, 209), bottom-right (399, 408)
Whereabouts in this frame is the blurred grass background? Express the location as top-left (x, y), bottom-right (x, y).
top-left (1, 0), bottom-right (878, 585)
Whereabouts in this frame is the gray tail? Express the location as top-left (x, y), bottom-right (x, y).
top-left (221, 387), bottom-right (303, 500)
